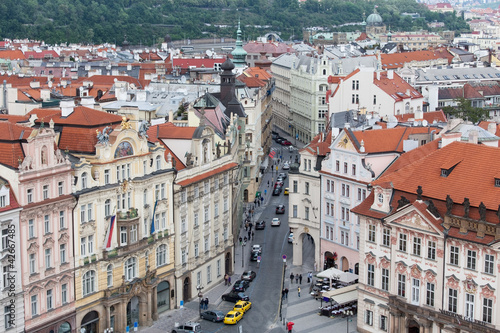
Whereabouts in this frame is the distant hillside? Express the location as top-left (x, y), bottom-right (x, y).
top-left (0, 0), bottom-right (468, 45)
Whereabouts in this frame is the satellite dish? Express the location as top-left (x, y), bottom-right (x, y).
top-left (48, 81), bottom-right (53, 88)
top-left (206, 50), bottom-right (213, 57)
top-left (422, 120), bottom-right (428, 127)
top-left (181, 75), bottom-right (187, 83)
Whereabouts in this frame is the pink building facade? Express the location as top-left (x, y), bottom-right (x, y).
top-left (17, 125), bottom-right (76, 333)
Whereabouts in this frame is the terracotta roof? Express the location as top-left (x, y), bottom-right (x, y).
top-left (28, 106), bottom-right (122, 127)
top-left (0, 50), bottom-right (26, 60)
top-left (74, 75), bottom-right (144, 89)
top-left (176, 162), bottom-right (238, 186)
top-left (24, 50), bottom-right (59, 59)
top-left (0, 180), bottom-right (20, 213)
top-left (0, 120), bottom-right (33, 141)
top-left (147, 122), bottom-right (197, 140)
top-left (395, 110), bottom-right (447, 123)
top-left (138, 52), bottom-right (162, 61)
top-left (440, 83), bottom-right (500, 101)
top-left (381, 50), bottom-right (453, 69)
top-left (478, 121), bottom-right (500, 137)
top-left (356, 32), bottom-right (370, 41)
top-left (300, 130), bottom-right (332, 156)
top-left (243, 41), bottom-right (295, 54)
top-left (383, 139), bottom-right (440, 175)
top-left (172, 58), bottom-right (225, 69)
top-left (374, 71), bottom-right (423, 101)
top-left (59, 125), bottom-right (114, 153)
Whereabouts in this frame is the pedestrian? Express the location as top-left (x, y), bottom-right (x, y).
top-left (290, 273), bottom-right (294, 283)
top-left (245, 222), bottom-right (248, 231)
top-left (299, 274), bottom-right (302, 284)
top-left (224, 273), bottom-right (228, 285)
top-left (267, 180), bottom-right (270, 186)
top-left (307, 272), bottom-right (312, 283)
top-left (228, 276), bottom-right (231, 285)
top-left (285, 288), bottom-right (288, 299)
top-left (287, 321), bottom-right (294, 333)
top-left (205, 298), bottom-right (209, 309)
top-left (298, 287), bottom-right (301, 297)
top-left (239, 236), bottom-right (242, 245)
top-left (248, 230), bottom-right (251, 239)
top-left (251, 231), bottom-right (254, 240)
top-left (295, 275), bottom-right (299, 284)
top-left (244, 236), bottom-right (247, 244)
top-left (282, 289), bottom-right (285, 299)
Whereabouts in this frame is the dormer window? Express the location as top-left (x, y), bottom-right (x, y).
top-left (441, 169), bottom-right (449, 177)
top-left (81, 172), bottom-right (88, 189)
top-left (495, 178), bottom-right (500, 187)
top-left (378, 193), bottom-right (384, 204)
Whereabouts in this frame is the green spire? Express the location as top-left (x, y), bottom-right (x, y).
top-left (231, 19), bottom-right (247, 67)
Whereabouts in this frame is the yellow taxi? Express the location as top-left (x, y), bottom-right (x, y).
top-left (233, 300), bottom-right (252, 313)
top-left (284, 188), bottom-right (289, 195)
top-left (224, 310), bottom-right (243, 324)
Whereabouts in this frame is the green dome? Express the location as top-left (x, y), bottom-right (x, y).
top-left (367, 9), bottom-right (383, 26)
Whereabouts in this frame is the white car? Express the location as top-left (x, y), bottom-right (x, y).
top-left (271, 218), bottom-right (281, 226)
top-left (288, 233), bottom-right (294, 243)
top-left (283, 162), bottom-right (290, 170)
top-left (252, 244), bottom-right (262, 254)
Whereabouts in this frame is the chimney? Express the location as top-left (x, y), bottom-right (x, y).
top-left (80, 96), bottom-right (95, 108)
top-left (387, 70), bottom-right (394, 79)
top-left (60, 99), bottom-right (75, 117)
top-left (2, 80), bottom-right (6, 110)
top-left (376, 71), bottom-right (380, 80)
top-left (468, 130), bottom-right (478, 144)
top-left (488, 122), bottom-right (496, 134)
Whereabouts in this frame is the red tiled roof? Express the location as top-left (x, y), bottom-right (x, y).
top-left (383, 139), bottom-right (440, 175)
top-left (24, 50), bottom-right (59, 59)
top-left (74, 75), bottom-right (144, 89)
top-left (374, 71), bottom-right (423, 101)
top-left (28, 106), bottom-right (122, 127)
top-left (58, 126), bottom-right (114, 153)
top-left (176, 162), bottom-right (238, 187)
top-left (147, 122), bottom-right (197, 140)
top-left (243, 41), bottom-right (295, 54)
top-left (395, 110), bottom-right (447, 123)
top-left (0, 181), bottom-right (20, 213)
top-left (0, 120), bottom-right (33, 141)
top-left (172, 58), bottom-right (225, 69)
top-left (301, 130), bottom-right (332, 156)
top-left (0, 142), bottom-right (25, 168)
top-left (478, 121), bottom-right (500, 137)
top-left (0, 50), bottom-right (26, 60)
top-left (381, 50), bottom-right (453, 69)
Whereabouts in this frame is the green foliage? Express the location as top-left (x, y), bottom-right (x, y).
top-left (442, 98), bottom-right (489, 124)
top-left (0, 0), bottom-right (469, 45)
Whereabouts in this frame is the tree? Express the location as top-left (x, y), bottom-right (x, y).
top-left (442, 98), bottom-right (489, 124)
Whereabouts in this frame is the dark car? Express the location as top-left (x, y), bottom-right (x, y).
top-left (232, 279), bottom-right (250, 292)
top-left (250, 251), bottom-right (259, 261)
top-left (279, 172), bottom-right (287, 179)
top-left (221, 292), bottom-right (250, 303)
top-left (241, 270), bottom-right (257, 281)
top-left (272, 188), bottom-right (281, 196)
top-left (255, 220), bottom-right (265, 230)
top-left (201, 310), bottom-right (225, 322)
top-left (276, 204), bottom-right (285, 214)
top-left (276, 137), bottom-right (284, 143)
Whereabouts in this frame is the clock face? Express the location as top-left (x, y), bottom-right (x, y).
top-left (344, 138), bottom-right (348, 144)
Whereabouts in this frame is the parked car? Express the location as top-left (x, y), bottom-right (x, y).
top-left (288, 233), bottom-right (294, 243)
top-left (276, 204), bottom-right (285, 214)
top-left (201, 310), bottom-right (225, 322)
top-left (221, 292), bottom-right (249, 303)
top-left (250, 251), bottom-right (259, 261)
top-left (284, 187), bottom-right (289, 195)
top-left (276, 176), bottom-right (284, 183)
top-left (271, 218), bottom-right (281, 226)
top-left (281, 140), bottom-right (292, 146)
top-left (275, 137), bottom-right (284, 143)
top-left (172, 322), bottom-right (202, 333)
top-left (224, 310), bottom-right (243, 325)
top-left (252, 244), bottom-right (262, 254)
top-left (233, 300), bottom-right (252, 314)
top-left (241, 271), bottom-right (257, 281)
top-left (279, 172), bottom-right (287, 179)
top-left (232, 280), bottom-right (250, 292)
top-left (255, 220), bottom-right (265, 230)
top-left (272, 188), bottom-right (281, 196)
top-left (274, 181), bottom-right (284, 188)
top-left (282, 162), bottom-right (290, 170)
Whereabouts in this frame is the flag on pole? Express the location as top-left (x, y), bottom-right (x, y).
top-left (105, 214), bottom-right (116, 250)
top-left (151, 200), bottom-right (158, 234)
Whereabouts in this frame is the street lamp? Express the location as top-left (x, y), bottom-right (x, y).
top-left (196, 285), bottom-right (204, 317)
top-left (343, 310), bottom-right (354, 333)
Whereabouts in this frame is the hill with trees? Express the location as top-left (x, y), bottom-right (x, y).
top-left (0, 0), bottom-right (469, 45)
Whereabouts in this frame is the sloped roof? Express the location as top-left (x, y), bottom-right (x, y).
top-left (176, 162), bottom-right (238, 187)
top-left (395, 110), bottom-right (447, 123)
top-left (28, 106), bottom-right (122, 127)
top-left (147, 122), bottom-right (197, 140)
top-left (243, 41), bottom-right (295, 55)
top-left (300, 130), bottom-right (332, 156)
top-left (0, 121), bottom-right (33, 168)
top-left (374, 71), bottom-right (423, 101)
top-left (0, 50), bottom-right (26, 60)
top-left (172, 58), bottom-right (225, 69)
top-left (381, 49), bottom-right (453, 69)
top-left (24, 50), bottom-right (59, 59)
top-left (0, 178), bottom-right (20, 213)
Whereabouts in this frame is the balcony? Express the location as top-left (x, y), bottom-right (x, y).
top-left (117, 208), bottom-right (139, 221)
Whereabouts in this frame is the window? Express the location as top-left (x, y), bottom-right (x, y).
top-left (365, 310), bottom-right (373, 326)
top-left (204, 206), bottom-right (209, 222)
top-left (120, 226), bottom-right (127, 245)
top-left (58, 182), bottom-right (63, 195)
top-left (194, 242), bottom-right (199, 257)
top-left (352, 80), bottom-right (359, 90)
top-left (217, 259), bottom-right (221, 277)
top-left (29, 253), bottom-right (36, 274)
top-left (336, 160), bottom-right (340, 172)
top-left (60, 244), bottom-right (66, 264)
top-left (81, 172), bottom-right (88, 189)
top-left (156, 244), bottom-right (167, 267)
top-left (381, 268), bottom-right (389, 291)
top-left (448, 288), bottom-right (457, 313)
top-left (156, 155), bottom-right (161, 170)
top-left (207, 265), bottom-right (212, 283)
top-left (46, 289), bottom-right (53, 310)
top-left (373, 95), bottom-right (377, 105)
top-left (107, 265), bottom-right (113, 287)
top-left (105, 199), bottom-right (111, 217)
top-left (427, 241), bottom-right (436, 260)
top-left (45, 248), bottom-right (51, 268)
top-left (161, 212), bottom-right (166, 230)
top-left (181, 248), bottom-right (187, 265)
top-left (426, 282), bottom-right (435, 307)
top-left (484, 254), bottom-right (495, 274)
top-left (351, 94), bottom-right (359, 104)
top-left (161, 183), bottom-right (166, 199)
top-left (0, 195), bottom-right (5, 208)
top-left (80, 237), bottom-right (87, 256)
top-left (214, 202), bottom-right (219, 217)
top-left (367, 264), bottom-right (374, 286)
top-left (197, 271), bottom-right (201, 287)
top-left (399, 233), bottom-right (407, 252)
top-left (397, 274), bottom-right (406, 297)
top-left (82, 271), bottom-right (96, 296)
top-left (43, 185), bottom-right (49, 200)
top-left (31, 295), bottom-right (38, 316)
top-left (59, 211), bottom-right (65, 229)
top-left (116, 166), bottom-right (120, 181)
top-left (204, 237), bottom-right (209, 252)
top-left (130, 225), bottom-right (137, 243)
top-left (293, 205), bottom-right (298, 218)
top-left (80, 205), bottom-right (86, 223)
top-left (483, 298), bottom-right (493, 323)
top-left (27, 188), bottom-right (33, 203)
top-left (305, 182), bottom-right (309, 195)
top-left (450, 246), bottom-right (459, 265)
top-left (155, 185), bottom-right (160, 200)
top-left (341, 230), bottom-right (349, 246)
top-left (368, 225), bottom-right (376, 242)
top-left (467, 250), bottom-right (477, 270)
top-left (204, 181), bottom-right (209, 193)
top-left (380, 315), bottom-right (387, 331)
top-left (215, 233), bottom-right (219, 246)
top-left (382, 228), bottom-right (390, 247)
top-left (224, 197), bottom-right (228, 212)
top-left (1, 229), bottom-right (7, 250)
top-left (293, 180), bottom-right (298, 193)
top-left (223, 226), bottom-right (228, 241)
top-left (4, 305), bottom-right (12, 329)
top-left (181, 218), bottom-right (186, 233)
top-left (411, 278), bottom-right (420, 304)
top-left (104, 169), bottom-right (110, 184)
top-left (124, 257), bottom-right (137, 281)
top-left (61, 284), bottom-right (68, 304)
top-left (88, 235), bottom-right (94, 254)
top-left (194, 213), bottom-right (199, 227)
top-left (44, 215), bottom-right (50, 234)
top-left (352, 164), bottom-right (356, 176)
top-left (465, 293), bottom-right (474, 320)
top-left (413, 237), bottom-right (421, 256)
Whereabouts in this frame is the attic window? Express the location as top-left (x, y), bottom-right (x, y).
top-left (495, 178), bottom-right (500, 187)
top-left (441, 169), bottom-right (449, 177)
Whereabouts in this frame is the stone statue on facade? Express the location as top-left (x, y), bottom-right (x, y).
top-left (138, 120), bottom-right (150, 139)
top-left (416, 186), bottom-right (423, 200)
top-left (445, 195), bottom-right (453, 215)
top-left (479, 202), bottom-right (486, 221)
top-left (96, 126), bottom-right (113, 145)
top-left (463, 198), bottom-right (470, 218)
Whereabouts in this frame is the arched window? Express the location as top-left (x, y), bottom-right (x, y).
top-left (124, 257), bottom-right (137, 281)
top-left (105, 199), bottom-right (111, 217)
top-left (322, 69), bottom-right (326, 75)
top-left (82, 270), bottom-right (96, 296)
top-left (81, 172), bottom-right (88, 189)
top-left (156, 156), bottom-right (161, 170)
top-left (107, 265), bottom-right (113, 288)
top-left (156, 244), bottom-right (167, 267)
top-left (405, 102), bottom-right (410, 113)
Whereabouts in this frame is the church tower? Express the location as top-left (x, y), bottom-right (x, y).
top-left (231, 20), bottom-right (247, 68)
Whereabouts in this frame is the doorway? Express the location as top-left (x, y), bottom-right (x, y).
top-left (225, 252), bottom-right (232, 274)
top-left (81, 311), bottom-right (99, 333)
top-left (408, 320), bottom-right (420, 333)
top-left (157, 281), bottom-right (170, 312)
top-left (127, 296), bottom-right (139, 327)
top-left (183, 277), bottom-right (191, 302)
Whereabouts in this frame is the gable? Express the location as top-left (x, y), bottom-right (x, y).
top-left (386, 206), bottom-right (441, 235)
top-left (333, 132), bottom-right (358, 153)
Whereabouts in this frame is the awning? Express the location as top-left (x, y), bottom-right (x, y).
top-left (322, 284), bottom-right (358, 305)
top-left (316, 267), bottom-right (358, 284)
